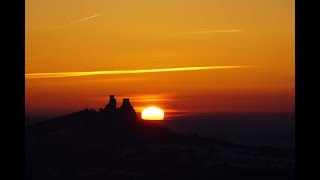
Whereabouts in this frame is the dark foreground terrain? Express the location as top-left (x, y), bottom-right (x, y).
top-left (25, 109), bottom-right (294, 180)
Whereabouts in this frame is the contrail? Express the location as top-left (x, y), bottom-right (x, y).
top-left (55, 13), bottom-right (102, 30)
top-left (26, 65), bottom-right (252, 79)
top-left (169, 29), bottom-right (241, 35)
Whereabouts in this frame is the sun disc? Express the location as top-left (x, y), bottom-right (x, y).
top-left (141, 106), bottom-right (164, 120)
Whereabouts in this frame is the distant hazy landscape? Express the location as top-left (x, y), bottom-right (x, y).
top-left (163, 113), bottom-right (295, 149)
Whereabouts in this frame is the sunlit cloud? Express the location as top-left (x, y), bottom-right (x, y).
top-left (169, 29), bottom-right (241, 36)
top-left (26, 65), bottom-right (252, 79)
top-left (55, 13), bottom-right (102, 30)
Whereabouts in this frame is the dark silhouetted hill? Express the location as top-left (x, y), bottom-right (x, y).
top-left (25, 96), bottom-right (294, 180)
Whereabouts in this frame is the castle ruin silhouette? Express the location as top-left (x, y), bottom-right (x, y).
top-left (101, 95), bottom-right (138, 121)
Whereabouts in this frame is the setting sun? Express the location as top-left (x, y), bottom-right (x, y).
top-left (141, 106), bottom-right (164, 120)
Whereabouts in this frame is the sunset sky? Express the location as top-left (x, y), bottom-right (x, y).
top-left (26, 0), bottom-right (294, 119)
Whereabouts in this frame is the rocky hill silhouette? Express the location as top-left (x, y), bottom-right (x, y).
top-left (25, 95), bottom-right (294, 180)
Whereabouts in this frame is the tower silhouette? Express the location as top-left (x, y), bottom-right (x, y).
top-left (118, 98), bottom-right (138, 121)
top-left (104, 95), bottom-right (116, 112)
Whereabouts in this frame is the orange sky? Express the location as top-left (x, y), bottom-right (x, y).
top-left (26, 0), bottom-right (294, 119)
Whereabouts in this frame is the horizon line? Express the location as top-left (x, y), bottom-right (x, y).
top-left (26, 65), bottom-right (253, 79)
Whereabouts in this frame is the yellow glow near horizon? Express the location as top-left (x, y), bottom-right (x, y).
top-left (141, 106), bottom-right (165, 120)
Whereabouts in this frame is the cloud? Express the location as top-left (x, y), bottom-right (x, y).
top-left (55, 13), bottom-right (102, 30)
top-left (169, 29), bottom-right (241, 36)
top-left (26, 65), bottom-right (252, 79)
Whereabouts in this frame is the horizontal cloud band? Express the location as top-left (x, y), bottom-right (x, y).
top-left (26, 65), bottom-right (251, 79)
top-left (170, 29), bottom-right (241, 35)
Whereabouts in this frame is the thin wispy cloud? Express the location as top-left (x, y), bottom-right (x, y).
top-left (55, 13), bottom-right (102, 30)
top-left (169, 29), bottom-right (241, 36)
top-left (26, 65), bottom-right (252, 79)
